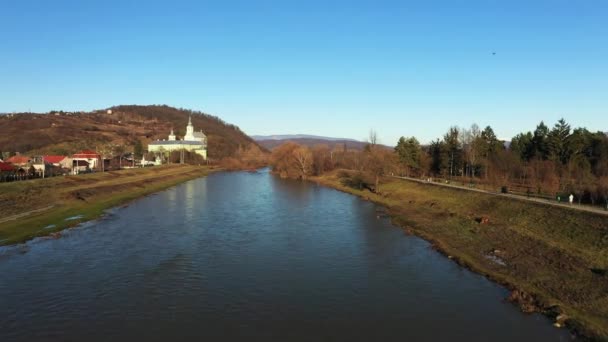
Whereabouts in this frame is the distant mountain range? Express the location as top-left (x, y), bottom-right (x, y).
top-left (251, 134), bottom-right (359, 142)
top-left (251, 134), bottom-right (371, 151)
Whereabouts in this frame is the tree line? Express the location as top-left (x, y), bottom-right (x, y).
top-left (270, 119), bottom-right (608, 206)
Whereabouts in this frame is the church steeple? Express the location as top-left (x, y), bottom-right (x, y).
top-left (185, 115), bottom-right (194, 140)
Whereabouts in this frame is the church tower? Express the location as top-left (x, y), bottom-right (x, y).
top-left (185, 115), bottom-right (194, 140)
top-left (168, 128), bottom-right (176, 141)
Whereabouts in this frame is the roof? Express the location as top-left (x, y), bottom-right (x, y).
top-left (43, 155), bottom-right (66, 164)
top-left (0, 162), bottom-right (15, 172)
top-left (149, 140), bottom-right (205, 146)
top-left (5, 156), bottom-right (30, 164)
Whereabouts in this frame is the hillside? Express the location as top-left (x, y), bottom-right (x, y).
top-left (0, 105), bottom-right (264, 159)
top-left (252, 135), bottom-right (369, 151)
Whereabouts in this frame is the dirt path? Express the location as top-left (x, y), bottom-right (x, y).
top-left (0, 205), bottom-right (55, 224)
top-left (391, 175), bottom-right (608, 217)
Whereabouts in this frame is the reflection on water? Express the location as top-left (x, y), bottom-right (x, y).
top-left (0, 170), bottom-right (572, 341)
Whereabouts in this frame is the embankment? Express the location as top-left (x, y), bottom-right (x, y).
top-left (313, 170), bottom-right (608, 341)
top-left (0, 165), bottom-right (215, 246)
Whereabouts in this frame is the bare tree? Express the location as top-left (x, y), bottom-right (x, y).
top-left (365, 147), bottom-right (396, 193)
top-left (292, 146), bottom-right (313, 179)
top-left (368, 129), bottom-right (378, 147)
top-left (462, 124), bottom-right (481, 178)
top-left (96, 143), bottom-right (116, 172)
top-left (311, 144), bottom-right (332, 175)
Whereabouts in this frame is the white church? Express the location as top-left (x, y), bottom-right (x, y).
top-left (148, 116), bottom-right (207, 159)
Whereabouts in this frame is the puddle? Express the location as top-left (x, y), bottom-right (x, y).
top-left (64, 215), bottom-right (84, 221)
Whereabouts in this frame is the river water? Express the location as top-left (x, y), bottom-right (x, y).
top-left (0, 170), bottom-right (571, 341)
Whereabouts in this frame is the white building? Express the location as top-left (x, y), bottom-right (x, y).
top-left (148, 116), bottom-right (207, 159)
top-left (72, 150), bottom-right (101, 169)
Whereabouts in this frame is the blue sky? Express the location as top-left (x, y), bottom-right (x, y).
top-left (1, 0), bottom-right (606, 144)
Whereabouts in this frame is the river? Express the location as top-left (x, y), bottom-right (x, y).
top-left (0, 170), bottom-right (572, 341)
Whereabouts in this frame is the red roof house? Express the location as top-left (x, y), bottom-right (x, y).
top-left (72, 150), bottom-right (101, 169)
top-left (5, 155), bottom-right (30, 166)
top-left (0, 162), bottom-right (16, 172)
top-left (43, 155), bottom-right (66, 164)
top-left (72, 150), bottom-right (100, 159)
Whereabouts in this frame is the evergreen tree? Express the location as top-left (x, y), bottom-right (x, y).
top-left (510, 132), bottom-right (534, 161)
top-left (481, 126), bottom-right (502, 153)
top-left (134, 140), bottom-right (144, 159)
top-left (428, 140), bottom-right (446, 176)
top-left (395, 136), bottom-right (421, 176)
top-left (479, 126), bottom-right (502, 177)
top-left (531, 121), bottom-right (549, 159)
top-left (589, 132), bottom-right (608, 177)
top-left (443, 127), bottom-right (462, 177)
top-left (547, 118), bottom-right (571, 164)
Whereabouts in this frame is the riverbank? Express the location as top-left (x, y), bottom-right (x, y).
top-left (313, 170), bottom-right (608, 340)
top-left (0, 165), bottom-right (215, 246)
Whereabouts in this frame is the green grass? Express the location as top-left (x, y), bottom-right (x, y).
top-left (0, 165), bottom-right (214, 246)
top-left (314, 170), bottom-right (608, 340)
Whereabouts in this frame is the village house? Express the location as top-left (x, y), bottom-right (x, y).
top-left (5, 155), bottom-right (31, 167)
top-left (44, 155), bottom-right (73, 169)
top-left (0, 161), bottom-right (16, 181)
top-left (30, 156), bottom-right (52, 178)
top-left (72, 159), bottom-right (90, 174)
top-left (72, 150), bottom-right (101, 169)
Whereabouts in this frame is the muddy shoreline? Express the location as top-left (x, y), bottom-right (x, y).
top-left (311, 173), bottom-right (604, 341)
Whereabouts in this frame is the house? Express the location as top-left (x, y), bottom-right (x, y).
top-left (0, 162), bottom-right (16, 181)
top-left (72, 159), bottom-right (90, 174)
top-left (72, 150), bottom-right (101, 169)
top-left (30, 156), bottom-right (52, 178)
top-left (43, 155), bottom-right (65, 166)
top-left (44, 155), bottom-right (73, 169)
top-left (141, 154), bottom-right (161, 166)
top-left (5, 155), bottom-right (31, 166)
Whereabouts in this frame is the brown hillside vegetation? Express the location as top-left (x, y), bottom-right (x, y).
top-left (0, 105), bottom-right (265, 160)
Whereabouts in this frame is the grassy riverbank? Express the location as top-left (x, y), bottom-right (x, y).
top-left (0, 165), bottom-right (215, 246)
top-left (313, 170), bottom-right (608, 340)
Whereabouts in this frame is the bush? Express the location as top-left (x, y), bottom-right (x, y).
top-left (340, 171), bottom-right (373, 191)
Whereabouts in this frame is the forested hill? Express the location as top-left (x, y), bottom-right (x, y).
top-left (0, 105), bottom-right (264, 159)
